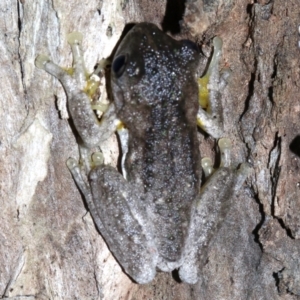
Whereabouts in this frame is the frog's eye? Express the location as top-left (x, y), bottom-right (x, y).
top-left (112, 54), bottom-right (127, 77)
top-left (181, 40), bottom-right (198, 52)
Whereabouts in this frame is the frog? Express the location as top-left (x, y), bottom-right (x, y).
top-left (35, 23), bottom-right (250, 284)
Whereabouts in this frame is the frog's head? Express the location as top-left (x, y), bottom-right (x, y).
top-left (111, 23), bottom-right (200, 132)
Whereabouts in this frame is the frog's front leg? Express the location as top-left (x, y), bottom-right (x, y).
top-left (35, 32), bottom-right (118, 149)
top-left (197, 37), bottom-right (231, 138)
top-left (67, 155), bottom-right (159, 284)
top-left (179, 139), bottom-right (250, 284)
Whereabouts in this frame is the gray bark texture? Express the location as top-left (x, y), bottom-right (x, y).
top-left (1, 0), bottom-right (300, 299)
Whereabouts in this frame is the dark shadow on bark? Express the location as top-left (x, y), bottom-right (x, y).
top-left (289, 135), bottom-right (300, 157)
top-left (161, 0), bottom-right (186, 34)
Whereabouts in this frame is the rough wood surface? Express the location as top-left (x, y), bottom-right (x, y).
top-left (1, 0), bottom-right (300, 299)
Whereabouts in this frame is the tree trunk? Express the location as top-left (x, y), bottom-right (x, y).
top-left (1, 0), bottom-right (299, 299)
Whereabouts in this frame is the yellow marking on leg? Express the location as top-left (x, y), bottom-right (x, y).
top-left (198, 75), bottom-right (209, 110)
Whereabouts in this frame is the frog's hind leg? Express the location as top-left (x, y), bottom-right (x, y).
top-left (197, 37), bottom-right (231, 138)
top-left (35, 33), bottom-right (118, 148)
top-left (179, 138), bottom-right (250, 284)
top-left (67, 154), bottom-right (158, 284)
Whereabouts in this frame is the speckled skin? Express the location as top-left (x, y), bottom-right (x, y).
top-left (111, 23), bottom-right (201, 261)
top-left (36, 23), bottom-right (249, 284)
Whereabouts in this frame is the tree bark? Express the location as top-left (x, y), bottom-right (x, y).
top-left (1, 0), bottom-right (300, 299)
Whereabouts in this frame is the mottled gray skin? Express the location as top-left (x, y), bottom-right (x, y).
top-left (111, 23), bottom-right (201, 261)
top-left (36, 23), bottom-right (249, 284)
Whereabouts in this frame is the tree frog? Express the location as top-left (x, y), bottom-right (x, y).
top-left (36, 23), bottom-right (249, 284)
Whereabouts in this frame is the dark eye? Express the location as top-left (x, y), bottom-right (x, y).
top-left (112, 54), bottom-right (127, 77)
top-left (181, 40), bottom-right (198, 51)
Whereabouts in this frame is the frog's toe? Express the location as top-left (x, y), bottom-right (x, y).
top-left (35, 54), bottom-right (51, 70)
top-left (67, 31), bottom-right (83, 45)
top-left (91, 151), bottom-right (104, 167)
top-left (218, 137), bottom-right (232, 167)
top-left (201, 157), bottom-right (213, 177)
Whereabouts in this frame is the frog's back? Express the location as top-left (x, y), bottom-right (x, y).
top-left (141, 103), bottom-right (201, 261)
top-left (126, 92), bottom-right (201, 261)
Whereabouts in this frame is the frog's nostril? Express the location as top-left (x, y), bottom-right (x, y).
top-left (112, 54), bottom-right (127, 77)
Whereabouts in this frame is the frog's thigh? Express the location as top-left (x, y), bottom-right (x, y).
top-left (178, 167), bottom-right (235, 284)
top-left (89, 165), bottom-right (158, 284)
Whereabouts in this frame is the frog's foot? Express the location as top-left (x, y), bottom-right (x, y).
top-left (197, 37), bottom-right (231, 138)
top-left (179, 138), bottom-right (251, 284)
top-left (35, 34), bottom-right (118, 148)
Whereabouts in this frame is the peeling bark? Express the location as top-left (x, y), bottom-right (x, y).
top-left (1, 0), bottom-right (300, 299)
